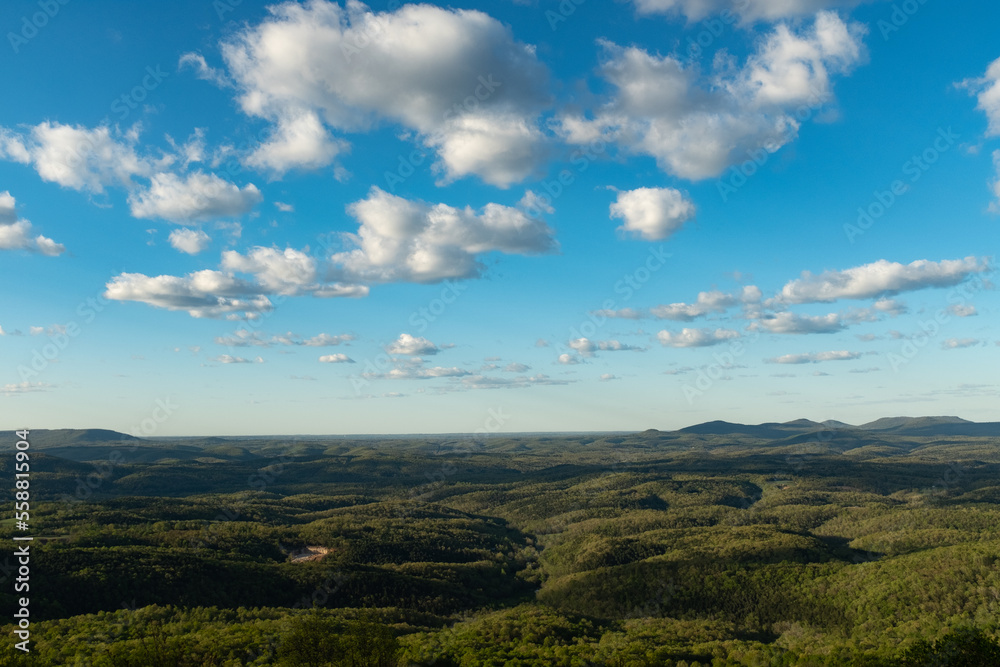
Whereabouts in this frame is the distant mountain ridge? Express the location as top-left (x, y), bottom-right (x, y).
top-left (678, 416), bottom-right (998, 438)
top-left (4, 418), bottom-right (998, 445)
top-left (3, 429), bottom-right (139, 447)
top-left (677, 420), bottom-right (817, 440)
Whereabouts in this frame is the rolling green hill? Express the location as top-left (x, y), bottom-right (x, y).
top-left (2, 420), bottom-right (998, 664)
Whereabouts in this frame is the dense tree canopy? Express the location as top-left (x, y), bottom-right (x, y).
top-left (2, 428), bottom-right (998, 664)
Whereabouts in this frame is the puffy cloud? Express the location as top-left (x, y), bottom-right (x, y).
top-left (0, 191), bottom-right (65, 256)
top-left (0, 128), bottom-right (30, 164)
top-left (766, 350), bottom-right (862, 364)
top-left (109, 185), bottom-right (554, 317)
top-left (0, 220), bottom-right (65, 256)
top-left (742, 11), bottom-right (865, 108)
top-left (303, 333), bottom-right (354, 346)
top-left (558, 13), bottom-right (865, 180)
top-left (960, 56), bottom-right (1000, 137)
top-left (386, 333), bottom-right (440, 356)
top-left (0, 122), bottom-right (265, 225)
top-left (557, 353), bottom-right (581, 365)
top-left (610, 187), bottom-right (695, 241)
top-left (331, 187), bottom-right (557, 283)
top-left (596, 287), bottom-right (758, 320)
top-left (568, 338), bottom-right (596, 357)
top-left (741, 285), bottom-right (764, 303)
top-left (129, 171), bottom-right (262, 222)
top-left (941, 338), bottom-right (981, 350)
top-left (776, 257), bottom-right (989, 303)
top-left (107, 249), bottom-right (369, 318)
top-left (503, 362), bottom-right (530, 372)
top-left (219, 247), bottom-right (369, 299)
top-left (319, 353), bottom-right (355, 363)
top-left (274, 201), bottom-right (294, 212)
top-left (872, 298), bottom-right (908, 316)
top-left (651, 290), bottom-right (739, 320)
top-left (632, 0), bottom-right (871, 22)
top-left (427, 112), bottom-right (548, 188)
top-left (0, 122), bottom-right (153, 193)
top-left (599, 373), bottom-right (619, 381)
top-left (220, 0), bottom-right (550, 185)
top-left (210, 354), bottom-right (265, 364)
top-left (568, 337), bottom-right (644, 357)
top-left (168, 228), bottom-right (212, 255)
top-left (221, 246), bottom-right (318, 295)
top-left (245, 109), bottom-right (348, 175)
top-left (656, 327), bottom-right (741, 347)
top-left (104, 270), bottom-right (273, 319)
top-left (756, 312), bottom-right (844, 334)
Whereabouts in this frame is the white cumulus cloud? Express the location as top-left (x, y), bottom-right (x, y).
top-left (210, 354), bottom-right (265, 364)
top-left (656, 328), bottom-right (741, 347)
top-left (0, 191), bottom-right (65, 256)
top-left (558, 13), bottom-right (866, 180)
top-left (319, 353), bottom-right (355, 363)
top-left (168, 228), bottom-right (212, 255)
top-left (245, 109), bottom-right (348, 176)
top-left (776, 257), bottom-right (989, 304)
top-left (610, 187), bottom-right (695, 241)
top-left (386, 333), bottom-right (440, 356)
top-left (0, 122), bottom-right (154, 193)
top-left (651, 291), bottom-right (740, 320)
top-left (960, 56), bottom-right (1000, 137)
top-left (568, 338), bottom-right (644, 357)
top-left (222, 246), bottom-right (318, 295)
top-left (129, 171), bottom-right (262, 222)
top-left (220, 0), bottom-right (550, 185)
top-left (330, 187), bottom-right (557, 283)
top-left (756, 312), bottom-right (845, 334)
top-left (104, 270), bottom-right (273, 319)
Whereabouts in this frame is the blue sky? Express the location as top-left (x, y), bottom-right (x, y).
top-left (1, 0), bottom-right (998, 435)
